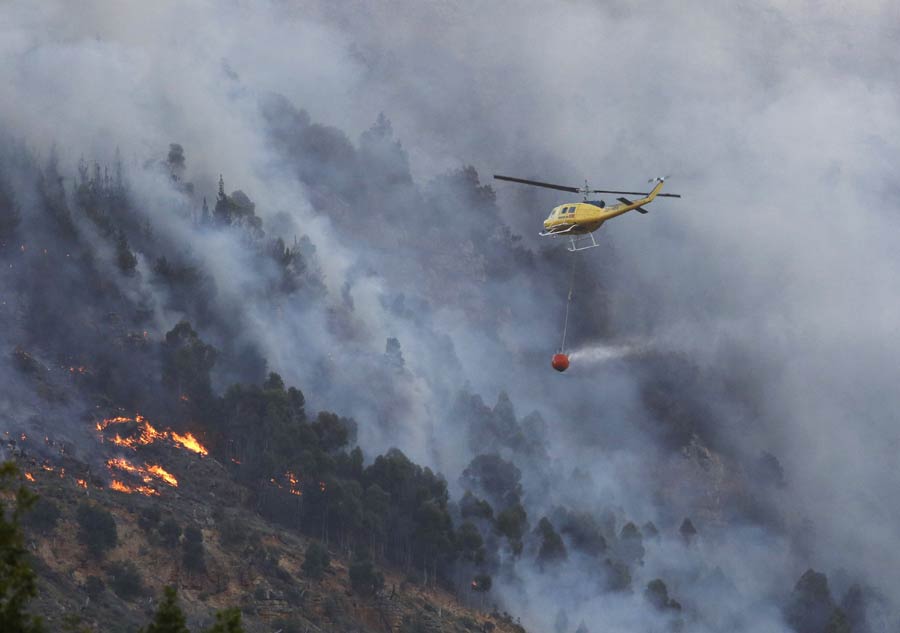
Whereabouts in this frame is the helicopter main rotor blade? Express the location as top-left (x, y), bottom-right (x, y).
top-left (592, 189), bottom-right (681, 198)
top-left (493, 175), bottom-right (581, 193)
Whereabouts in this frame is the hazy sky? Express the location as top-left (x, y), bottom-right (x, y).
top-left (3, 1), bottom-right (900, 631)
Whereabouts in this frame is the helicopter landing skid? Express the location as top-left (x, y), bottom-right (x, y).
top-left (566, 233), bottom-right (600, 252)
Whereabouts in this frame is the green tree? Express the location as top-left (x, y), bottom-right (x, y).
top-left (159, 519), bottom-right (181, 549)
top-left (203, 608), bottom-right (245, 633)
top-left (263, 372), bottom-right (285, 391)
top-left (785, 569), bottom-right (835, 633)
top-left (161, 321), bottom-right (218, 406)
top-left (617, 522), bottom-right (644, 564)
top-left (824, 608), bottom-right (851, 633)
top-left (535, 517), bottom-right (567, 567)
top-left (83, 576), bottom-right (105, 602)
top-left (76, 502), bottom-right (117, 559)
top-left (411, 499), bottom-right (455, 582)
top-left (23, 498), bottom-right (60, 535)
top-left (603, 558), bottom-right (631, 593)
top-left (141, 586), bottom-right (188, 633)
top-left (456, 522), bottom-right (485, 564)
top-left (558, 510), bottom-right (606, 558)
top-left (166, 144), bottom-right (186, 182)
top-left (644, 579), bottom-right (681, 612)
top-left (471, 573), bottom-right (492, 592)
top-left (0, 178), bottom-right (21, 241)
top-left (311, 411), bottom-right (357, 453)
top-left (107, 561), bottom-right (143, 601)
top-left (183, 526), bottom-right (205, 573)
top-left (0, 462), bottom-right (43, 633)
top-left (302, 541), bottom-right (330, 580)
top-left (138, 506), bottom-right (162, 532)
top-left (461, 454), bottom-right (522, 509)
top-left (362, 483), bottom-right (391, 546)
top-left (459, 491), bottom-right (494, 522)
top-left (679, 518), bottom-right (697, 544)
top-left (494, 503), bottom-right (527, 555)
top-left (349, 548), bottom-right (383, 597)
top-left (115, 230), bottom-right (137, 274)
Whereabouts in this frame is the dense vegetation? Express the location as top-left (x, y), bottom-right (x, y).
top-left (0, 103), bottom-right (887, 633)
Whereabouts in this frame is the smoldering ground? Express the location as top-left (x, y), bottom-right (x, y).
top-left (2, 1), bottom-right (900, 631)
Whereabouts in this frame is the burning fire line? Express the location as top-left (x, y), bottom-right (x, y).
top-left (16, 414), bottom-right (203, 499)
top-left (110, 480), bottom-right (159, 496)
top-left (106, 457), bottom-right (178, 488)
top-left (23, 465), bottom-right (90, 491)
top-left (96, 415), bottom-right (208, 456)
top-left (170, 431), bottom-right (208, 456)
top-left (146, 465), bottom-right (178, 487)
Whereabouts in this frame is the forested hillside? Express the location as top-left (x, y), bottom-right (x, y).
top-left (1, 105), bottom-right (886, 633)
top-left (3, 3), bottom-right (900, 633)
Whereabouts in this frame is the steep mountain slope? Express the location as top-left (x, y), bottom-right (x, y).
top-left (16, 445), bottom-right (526, 633)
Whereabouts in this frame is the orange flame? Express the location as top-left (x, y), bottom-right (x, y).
top-left (106, 457), bottom-right (177, 488)
top-left (76, 479), bottom-right (88, 489)
top-left (107, 457), bottom-right (142, 476)
top-left (110, 479), bottom-right (158, 496)
top-left (24, 472), bottom-right (35, 482)
top-left (170, 431), bottom-right (208, 456)
top-left (97, 415), bottom-right (207, 456)
top-left (146, 464), bottom-right (178, 487)
top-left (286, 471), bottom-right (302, 496)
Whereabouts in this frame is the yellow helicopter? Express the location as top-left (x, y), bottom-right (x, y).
top-left (493, 174), bottom-right (681, 251)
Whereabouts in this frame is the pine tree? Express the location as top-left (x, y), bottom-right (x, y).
top-left (182, 526), bottom-right (205, 573)
top-left (679, 518), bottom-right (697, 544)
top-left (201, 197), bottom-right (210, 225)
top-left (141, 586), bottom-right (189, 633)
top-left (203, 608), bottom-right (244, 633)
top-left (0, 462), bottom-right (44, 633)
top-left (302, 541), bottom-right (331, 580)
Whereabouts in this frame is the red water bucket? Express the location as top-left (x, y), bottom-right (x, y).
top-left (551, 353), bottom-right (570, 372)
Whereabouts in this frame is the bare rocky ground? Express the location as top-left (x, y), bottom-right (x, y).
top-left (13, 441), bottom-right (524, 633)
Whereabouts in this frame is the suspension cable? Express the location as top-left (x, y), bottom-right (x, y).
top-left (559, 249), bottom-right (578, 353)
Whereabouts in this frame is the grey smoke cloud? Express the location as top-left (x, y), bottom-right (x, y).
top-left (2, 1), bottom-right (900, 631)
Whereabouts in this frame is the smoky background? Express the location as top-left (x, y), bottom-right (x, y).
top-left (2, 1), bottom-right (900, 631)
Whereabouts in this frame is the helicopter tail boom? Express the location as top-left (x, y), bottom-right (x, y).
top-left (643, 178), bottom-right (666, 203)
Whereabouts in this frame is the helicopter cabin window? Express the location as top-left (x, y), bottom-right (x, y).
top-left (567, 206), bottom-right (576, 214)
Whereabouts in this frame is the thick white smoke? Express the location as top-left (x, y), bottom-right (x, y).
top-left (3, 1), bottom-right (900, 631)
